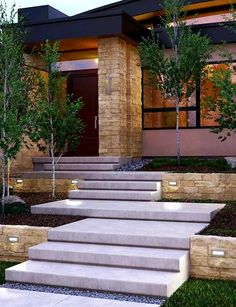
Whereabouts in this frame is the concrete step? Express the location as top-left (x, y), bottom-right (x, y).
top-left (31, 200), bottom-right (224, 223)
top-left (29, 242), bottom-right (188, 271)
top-left (33, 156), bottom-right (131, 164)
top-left (5, 260), bottom-right (188, 297)
top-left (43, 164), bottom-right (121, 171)
top-left (22, 171), bottom-right (163, 180)
top-left (0, 288), bottom-right (160, 307)
top-left (68, 190), bottom-right (161, 201)
top-left (78, 180), bottom-right (160, 191)
top-left (48, 218), bottom-right (207, 249)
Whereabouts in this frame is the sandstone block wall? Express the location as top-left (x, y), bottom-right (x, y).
top-left (162, 173), bottom-right (236, 201)
top-left (10, 178), bottom-right (78, 193)
top-left (0, 225), bottom-right (49, 262)
top-left (191, 235), bottom-right (236, 280)
top-left (98, 37), bottom-right (142, 157)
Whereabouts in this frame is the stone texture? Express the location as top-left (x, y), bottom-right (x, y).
top-left (163, 173), bottom-right (236, 201)
top-left (98, 37), bottom-right (142, 157)
top-left (190, 235), bottom-right (236, 280)
top-left (0, 225), bottom-right (49, 262)
top-left (9, 178), bottom-right (78, 193)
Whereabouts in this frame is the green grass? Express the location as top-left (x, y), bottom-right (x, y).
top-left (0, 262), bottom-right (18, 284)
top-left (163, 278), bottom-right (236, 307)
top-left (144, 157), bottom-right (231, 172)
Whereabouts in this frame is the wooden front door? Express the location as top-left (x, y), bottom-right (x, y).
top-left (67, 69), bottom-right (98, 156)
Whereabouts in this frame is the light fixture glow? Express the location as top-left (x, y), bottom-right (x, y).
top-left (71, 180), bottom-right (78, 184)
top-left (211, 249), bottom-right (226, 257)
top-left (16, 179), bottom-right (23, 184)
top-left (168, 181), bottom-right (177, 186)
top-left (8, 236), bottom-right (19, 243)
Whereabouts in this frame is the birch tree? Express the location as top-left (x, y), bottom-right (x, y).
top-left (31, 41), bottom-right (84, 197)
top-left (139, 0), bottom-right (212, 165)
top-left (0, 3), bottom-right (37, 215)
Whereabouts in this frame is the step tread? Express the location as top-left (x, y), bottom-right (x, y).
top-left (31, 200), bottom-right (224, 223)
top-left (30, 242), bottom-right (188, 259)
top-left (29, 242), bottom-right (188, 270)
top-left (47, 218), bottom-right (207, 249)
top-left (6, 260), bottom-right (184, 297)
top-left (78, 181), bottom-right (159, 190)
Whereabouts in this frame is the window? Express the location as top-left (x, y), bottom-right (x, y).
top-left (142, 64), bottom-right (233, 129)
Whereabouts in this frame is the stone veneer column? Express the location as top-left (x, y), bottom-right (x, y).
top-left (98, 37), bottom-right (142, 157)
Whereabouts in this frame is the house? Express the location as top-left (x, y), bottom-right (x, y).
top-left (15, 0), bottom-right (236, 172)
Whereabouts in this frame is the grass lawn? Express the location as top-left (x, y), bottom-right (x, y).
top-left (142, 157), bottom-right (233, 173)
top-left (0, 262), bottom-right (18, 285)
top-left (162, 278), bottom-right (236, 307)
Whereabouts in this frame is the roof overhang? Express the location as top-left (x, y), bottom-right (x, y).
top-left (24, 11), bottom-right (148, 48)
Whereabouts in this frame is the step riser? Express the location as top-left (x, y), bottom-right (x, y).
top-left (23, 172), bottom-right (163, 181)
top-left (78, 181), bottom-right (160, 191)
top-left (43, 164), bottom-right (120, 171)
top-left (33, 157), bottom-right (131, 164)
top-left (68, 191), bottom-right (161, 201)
top-left (31, 206), bottom-right (211, 222)
top-left (48, 232), bottom-right (189, 249)
top-left (28, 249), bottom-right (182, 271)
top-left (5, 269), bottom-right (169, 297)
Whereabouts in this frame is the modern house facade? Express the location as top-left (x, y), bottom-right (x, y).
top-left (18, 0), bottom-right (236, 168)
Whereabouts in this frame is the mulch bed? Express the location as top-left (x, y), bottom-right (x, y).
top-left (0, 192), bottom-right (84, 228)
top-left (141, 165), bottom-right (236, 173)
top-left (200, 201), bottom-right (236, 237)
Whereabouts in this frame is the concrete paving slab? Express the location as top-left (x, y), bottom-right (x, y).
top-left (48, 218), bottom-right (208, 249)
top-left (5, 260), bottom-right (184, 297)
top-left (31, 199), bottom-right (224, 222)
top-left (29, 241), bottom-right (188, 271)
top-left (0, 288), bottom-right (158, 307)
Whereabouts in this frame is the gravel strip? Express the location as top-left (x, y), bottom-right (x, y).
top-left (3, 282), bottom-right (165, 305)
top-left (116, 159), bottom-right (152, 171)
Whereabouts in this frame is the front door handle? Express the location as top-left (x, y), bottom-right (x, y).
top-left (95, 116), bottom-right (98, 130)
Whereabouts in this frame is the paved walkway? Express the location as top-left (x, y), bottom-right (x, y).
top-left (0, 288), bottom-right (160, 307)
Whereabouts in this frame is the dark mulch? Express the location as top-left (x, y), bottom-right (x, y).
top-left (141, 165), bottom-right (235, 173)
top-left (200, 201), bottom-right (236, 237)
top-left (0, 192), bottom-right (84, 228)
top-left (140, 157), bottom-right (235, 173)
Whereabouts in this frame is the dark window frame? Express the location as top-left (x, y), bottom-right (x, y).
top-left (142, 61), bottom-right (230, 130)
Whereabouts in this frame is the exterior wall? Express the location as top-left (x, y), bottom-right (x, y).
top-left (143, 129), bottom-right (236, 157)
top-left (10, 178), bottom-right (78, 193)
top-left (191, 235), bottom-right (236, 280)
top-left (98, 37), bottom-right (142, 157)
top-left (162, 173), bottom-right (236, 201)
top-left (0, 225), bottom-right (49, 262)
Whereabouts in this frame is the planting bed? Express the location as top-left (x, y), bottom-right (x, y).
top-left (0, 193), bottom-right (83, 227)
top-left (141, 157), bottom-right (235, 173)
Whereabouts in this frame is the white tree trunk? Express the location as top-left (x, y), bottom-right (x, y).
top-left (50, 134), bottom-right (56, 198)
top-left (175, 99), bottom-right (181, 166)
top-left (1, 152), bottom-right (6, 217)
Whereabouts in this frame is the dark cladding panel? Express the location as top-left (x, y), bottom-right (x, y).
top-left (18, 5), bottom-right (67, 23)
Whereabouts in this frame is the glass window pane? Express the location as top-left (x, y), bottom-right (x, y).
top-left (143, 111), bottom-right (196, 128)
top-left (143, 70), bottom-right (196, 109)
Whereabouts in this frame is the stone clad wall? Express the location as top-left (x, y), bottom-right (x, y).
top-left (98, 37), bottom-right (142, 157)
top-left (162, 173), bottom-right (236, 201)
top-left (0, 225), bottom-right (49, 262)
top-left (191, 235), bottom-right (236, 280)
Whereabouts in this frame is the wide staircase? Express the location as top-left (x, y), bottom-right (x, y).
top-left (6, 157), bottom-right (225, 298)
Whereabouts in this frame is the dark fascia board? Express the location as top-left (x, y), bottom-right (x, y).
top-left (19, 5), bottom-right (67, 23)
top-left (154, 21), bottom-right (236, 48)
top-left (73, 0), bottom-right (212, 18)
top-left (24, 11), bottom-right (148, 44)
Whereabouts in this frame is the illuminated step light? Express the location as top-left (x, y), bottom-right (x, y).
top-left (71, 180), bottom-right (78, 184)
top-left (8, 236), bottom-right (19, 243)
top-left (168, 181), bottom-right (177, 186)
top-left (211, 249), bottom-right (226, 257)
top-left (16, 179), bottom-right (23, 184)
